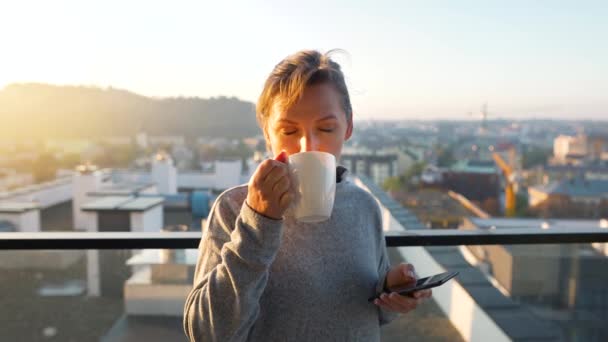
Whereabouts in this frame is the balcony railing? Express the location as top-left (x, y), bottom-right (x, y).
top-left (1, 227), bottom-right (608, 249)
top-left (2, 229), bottom-right (608, 342)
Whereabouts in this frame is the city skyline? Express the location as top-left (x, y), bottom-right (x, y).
top-left (1, 0), bottom-right (607, 120)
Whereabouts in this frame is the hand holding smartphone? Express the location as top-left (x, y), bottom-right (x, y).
top-left (368, 271), bottom-right (459, 302)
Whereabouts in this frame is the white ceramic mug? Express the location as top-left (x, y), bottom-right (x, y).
top-left (287, 151), bottom-right (336, 223)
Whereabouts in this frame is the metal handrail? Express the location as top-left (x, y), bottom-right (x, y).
top-left (1, 227), bottom-right (608, 250)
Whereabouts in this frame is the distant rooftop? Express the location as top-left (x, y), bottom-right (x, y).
top-left (0, 176), bottom-right (72, 200)
top-left (81, 196), bottom-right (164, 212)
top-left (530, 177), bottom-right (608, 198)
top-left (360, 177), bottom-right (560, 341)
top-left (88, 182), bottom-right (156, 197)
top-left (0, 220), bottom-right (17, 232)
top-left (355, 175), bottom-right (426, 230)
top-left (470, 217), bottom-right (608, 230)
top-left (0, 201), bottom-right (39, 213)
top-left (450, 159), bottom-right (497, 174)
top-left (545, 161), bottom-right (608, 172)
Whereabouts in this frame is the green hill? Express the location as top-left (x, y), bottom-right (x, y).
top-left (0, 83), bottom-right (260, 140)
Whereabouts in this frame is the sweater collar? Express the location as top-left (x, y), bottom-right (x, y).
top-left (337, 166), bottom-right (348, 183)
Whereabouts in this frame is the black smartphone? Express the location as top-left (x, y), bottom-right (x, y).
top-left (368, 271), bottom-right (459, 302)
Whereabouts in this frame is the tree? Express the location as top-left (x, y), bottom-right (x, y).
top-left (92, 143), bottom-right (137, 168)
top-left (32, 153), bottom-right (58, 183)
top-left (382, 175), bottom-right (405, 192)
top-left (382, 162), bottom-right (427, 192)
top-left (522, 146), bottom-right (552, 169)
top-left (436, 144), bottom-right (455, 167)
top-left (58, 153), bottom-right (81, 169)
top-left (514, 193), bottom-right (530, 217)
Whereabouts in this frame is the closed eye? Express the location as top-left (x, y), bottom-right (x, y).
top-left (281, 129), bottom-right (297, 136)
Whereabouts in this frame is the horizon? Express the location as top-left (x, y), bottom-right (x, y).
top-left (1, 1), bottom-right (607, 120)
top-left (3, 82), bottom-right (608, 123)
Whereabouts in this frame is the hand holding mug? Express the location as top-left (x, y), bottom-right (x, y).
top-left (246, 151), bottom-right (293, 220)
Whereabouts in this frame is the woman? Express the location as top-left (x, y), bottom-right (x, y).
top-left (184, 50), bottom-right (431, 342)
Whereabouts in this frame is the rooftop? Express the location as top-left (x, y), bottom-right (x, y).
top-left (358, 175), bottom-right (560, 341)
top-left (450, 159), bottom-right (497, 174)
top-left (81, 196), bottom-right (164, 212)
top-left (530, 177), bottom-right (608, 198)
top-left (88, 182), bottom-right (157, 197)
top-left (0, 201), bottom-right (39, 213)
top-left (470, 217), bottom-right (608, 230)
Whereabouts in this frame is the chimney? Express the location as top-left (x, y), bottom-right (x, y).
top-left (152, 224), bottom-right (192, 284)
top-left (214, 159), bottom-right (242, 190)
top-left (159, 224), bottom-right (188, 264)
top-left (72, 163), bottom-right (102, 230)
top-left (151, 153), bottom-right (177, 194)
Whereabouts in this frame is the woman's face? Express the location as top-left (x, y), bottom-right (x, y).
top-left (265, 82), bottom-right (352, 160)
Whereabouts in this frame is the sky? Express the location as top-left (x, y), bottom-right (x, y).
top-left (0, 0), bottom-right (607, 120)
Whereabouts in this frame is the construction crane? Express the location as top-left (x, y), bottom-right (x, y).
top-left (492, 150), bottom-right (516, 217)
top-left (468, 103), bottom-right (489, 135)
top-left (480, 103), bottom-right (488, 134)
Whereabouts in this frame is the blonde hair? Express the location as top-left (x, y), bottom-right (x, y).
top-left (256, 50), bottom-right (353, 132)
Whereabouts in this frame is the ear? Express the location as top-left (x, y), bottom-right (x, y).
top-left (344, 117), bottom-right (353, 141)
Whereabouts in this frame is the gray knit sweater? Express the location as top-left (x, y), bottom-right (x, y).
top-left (183, 170), bottom-right (396, 341)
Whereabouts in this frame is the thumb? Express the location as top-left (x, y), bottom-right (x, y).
top-left (275, 151), bottom-right (288, 164)
top-left (402, 264), bottom-right (416, 281)
top-left (386, 264), bottom-right (416, 289)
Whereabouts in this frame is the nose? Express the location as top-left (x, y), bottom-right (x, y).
top-left (299, 134), bottom-right (318, 152)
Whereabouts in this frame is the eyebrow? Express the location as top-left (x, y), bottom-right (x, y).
top-left (276, 114), bottom-right (338, 125)
top-left (317, 114), bottom-right (338, 122)
top-left (276, 118), bottom-right (298, 125)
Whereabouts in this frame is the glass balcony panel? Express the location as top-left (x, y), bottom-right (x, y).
top-left (2, 242), bottom-right (607, 341)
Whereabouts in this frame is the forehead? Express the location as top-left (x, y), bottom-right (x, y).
top-left (269, 83), bottom-right (345, 124)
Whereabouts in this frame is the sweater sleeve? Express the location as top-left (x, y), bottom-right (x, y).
top-left (370, 197), bottom-right (399, 325)
top-left (375, 241), bottom-right (399, 325)
top-left (183, 192), bottom-right (283, 342)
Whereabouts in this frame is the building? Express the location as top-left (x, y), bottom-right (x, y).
top-left (101, 136), bottom-right (133, 146)
top-left (538, 163), bottom-right (608, 184)
top-left (441, 160), bottom-right (501, 215)
top-left (359, 177), bottom-right (559, 341)
top-left (528, 176), bottom-right (608, 218)
top-left (0, 168), bottom-right (34, 191)
top-left (553, 134), bottom-right (588, 165)
top-left (462, 217), bottom-right (608, 341)
top-left (340, 153), bottom-right (398, 185)
top-left (552, 133), bottom-right (608, 166)
top-left (0, 202), bottom-right (40, 232)
top-left (147, 135), bottom-right (186, 147)
top-left (0, 151), bottom-right (249, 233)
top-left (5, 148), bottom-right (608, 340)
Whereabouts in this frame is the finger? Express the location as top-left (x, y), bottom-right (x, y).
top-left (389, 264), bottom-right (416, 287)
top-left (401, 263), bottom-right (416, 279)
top-left (388, 292), bottom-right (419, 312)
top-left (274, 151), bottom-right (288, 164)
top-left (272, 176), bottom-right (291, 194)
top-left (386, 293), bottom-right (414, 313)
top-left (414, 289), bottom-right (432, 299)
top-left (263, 163), bottom-right (288, 186)
top-left (377, 293), bottom-right (401, 312)
top-left (373, 298), bottom-right (391, 311)
top-left (375, 301), bottom-right (395, 313)
top-left (278, 191), bottom-right (292, 210)
top-left (373, 296), bottom-right (393, 311)
top-left (252, 160), bottom-right (277, 186)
